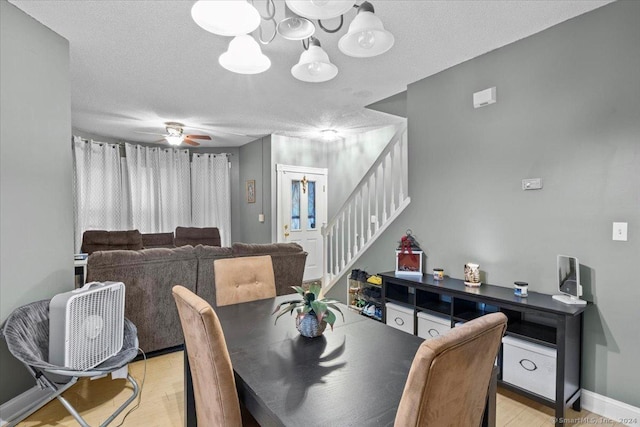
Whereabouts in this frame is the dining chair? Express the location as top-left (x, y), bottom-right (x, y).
top-left (394, 312), bottom-right (507, 427)
top-left (172, 285), bottom-right (243, 427)
top-left (214, 255), bottom-right (277, 306)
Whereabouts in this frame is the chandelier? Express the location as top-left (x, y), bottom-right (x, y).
top-left (191, 0), bottom-right (394, 82)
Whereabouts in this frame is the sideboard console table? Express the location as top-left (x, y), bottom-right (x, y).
top-left (380, 272), bottom-right (588, 427)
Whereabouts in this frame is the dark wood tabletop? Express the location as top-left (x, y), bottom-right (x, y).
top-left (184, 294), bottom-right (497, 427)
top-left (212, 295), bottom-right (424, 427)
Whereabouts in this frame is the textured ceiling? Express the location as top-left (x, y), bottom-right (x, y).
top-left (10, 0), bottom-right (613, 147)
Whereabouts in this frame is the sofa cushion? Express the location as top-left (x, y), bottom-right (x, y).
top-left (81, 230), bottom-right (143, 254)
top-left (142, 232), bottom-right (175, 248)
top-left (175, 227), bottom-right (221, 247)
top-left (231, 242), bottom-right (303, 255)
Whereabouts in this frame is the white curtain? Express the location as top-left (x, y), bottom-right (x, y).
top-left (124, 144), bottom-right (191, 233)
top-left (73, 137), bottom-right (127, 252)
top-left (191, 153), bottom-right (231, 246)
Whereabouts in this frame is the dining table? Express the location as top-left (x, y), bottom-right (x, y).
top-left (184, 294), bottom-right (497, 427)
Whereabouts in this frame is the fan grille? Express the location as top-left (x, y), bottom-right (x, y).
top-left (65, 283), bottom-right (125, 370)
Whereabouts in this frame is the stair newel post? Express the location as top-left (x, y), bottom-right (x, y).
top-left (382, 153), bottom-right (388, 223)
top-left (347, 203), bottom-right (352, 262)
top-left (353, 196), bottom-right (359, 255)
top-left (390, 142), bottom-right (396, 213)
top-left (374, 167), bottom-right (379, 232)
top-left (322, 223), bottom-right (328, 285)
top-left (398, 130), bottom-right (405, 203)
top-left (360, 185), bottom-right (365, 249)
top-left (366, 178), bottom-right (372, 239)
top-left (334, 222), bottom-right (339, 275)
top-left (341, 211), bottom-right (346, 269)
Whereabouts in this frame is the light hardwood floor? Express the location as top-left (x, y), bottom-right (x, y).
top-left (18, 351), bottom-right (622, 427)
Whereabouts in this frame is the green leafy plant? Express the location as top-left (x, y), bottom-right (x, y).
top-left (272, 283), bottom-right (344, 330)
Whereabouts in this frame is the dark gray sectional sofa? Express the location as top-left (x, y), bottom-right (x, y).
top-left (86, 243), bottom-right (307, 354)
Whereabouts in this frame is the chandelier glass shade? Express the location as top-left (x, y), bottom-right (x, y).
top-left (219, 35), bottom-right (271, 74)
top-left (191, 0), bottom-right (261, 37)
top-left (291, 39), bottom-right (338, 83)
top-left (338, 4), bottom-right (394, 57)
top-left (285, 0), bottom-right (356, 20)
top-left (276, 5), bottom-right (316, 41)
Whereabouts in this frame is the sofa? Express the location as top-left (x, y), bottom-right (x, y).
top-left (86, 243), bottom-right (307, 354)
top-left (80, 227), bottom-right (221, 255)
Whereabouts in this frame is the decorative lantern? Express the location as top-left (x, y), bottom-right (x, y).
top-left (395, 229), bottom-right (424, 277)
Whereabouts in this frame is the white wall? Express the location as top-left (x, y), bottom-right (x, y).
top-left (0, 0), bottom-right (74, 403)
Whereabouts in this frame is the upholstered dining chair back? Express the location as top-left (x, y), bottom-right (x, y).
top-left (394, 312), bottom-right (507, 427)
top-left (172, 286), bottom-right (242, 427)
top-left (214, 255), bottom-right (277, 306)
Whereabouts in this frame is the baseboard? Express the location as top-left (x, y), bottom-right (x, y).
top-left (582, 389), bottom-right (640, 426)
top-left (0, 386), bottom-right (55, 427)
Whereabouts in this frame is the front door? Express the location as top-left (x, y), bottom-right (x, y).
top-left (276, 165), bottom-right (327, 282)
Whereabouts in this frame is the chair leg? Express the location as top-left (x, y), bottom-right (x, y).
top-left (99, 374), bottom-right (140, 427)
top-left (3, 370), bottom-right (78, 427)
top-left (35, 373), bottom-right (91, 427)
top-left (31, 370), bottom-right (139, 427)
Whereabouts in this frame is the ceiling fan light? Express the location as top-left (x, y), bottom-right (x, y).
top-left (285, 0), bottom-right (356, 20)
top-left (291, 44), bottom-right (338, 83)
top-left (165, 135), bottom-right (184, 146)
top-left (338, 7), bottom-right (394, 57)
top-left (219, 35), bottom-right (271, 75)
top-left (277, 5), bottom-right (316, 40)
top-left (191, 0), bottom-right (260, 37)
top-left (321, 129), bottom-right (338, 141)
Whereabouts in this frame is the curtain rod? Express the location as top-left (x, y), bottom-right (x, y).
top-left (72, 136), bottom-right (234, 155)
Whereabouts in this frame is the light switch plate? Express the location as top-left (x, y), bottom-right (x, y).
top-left (612, 222), bottom-right (628, 241)
top-left (522, 178), bottom-right (542, 190)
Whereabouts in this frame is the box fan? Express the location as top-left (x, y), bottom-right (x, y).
top-left (49, 281), bottom-right (125, 370)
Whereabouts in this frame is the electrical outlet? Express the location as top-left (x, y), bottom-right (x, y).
top-left (612, 222), bottom-right (628, 241)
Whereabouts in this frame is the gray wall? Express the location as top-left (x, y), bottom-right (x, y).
top-left (329, 0), bottom-right (640, 407)
top-left (238, 136), bottom-right (272, 243)
top-left (1, 1), bottom-right (74, 403)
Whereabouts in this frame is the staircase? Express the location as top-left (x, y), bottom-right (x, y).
top-left (322, 124), bottom-right (410, 292)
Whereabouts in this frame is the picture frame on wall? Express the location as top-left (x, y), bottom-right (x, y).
top-left (246, 180), bottom-right (256, 203)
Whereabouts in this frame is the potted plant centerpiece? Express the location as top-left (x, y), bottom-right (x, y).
top-left (272, 283), bottom-right (343, 338)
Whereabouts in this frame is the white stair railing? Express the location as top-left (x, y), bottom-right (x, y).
top-left (322, 124), bottom-right (411, 292)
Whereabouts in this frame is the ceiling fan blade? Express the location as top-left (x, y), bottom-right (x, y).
top-left (183, 138), bottom-right (201, 147)
top-left (185, 134), bottom-right (211, 140)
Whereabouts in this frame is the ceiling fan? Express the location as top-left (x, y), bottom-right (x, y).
top-left (139, 122), bottom-right (212, 146)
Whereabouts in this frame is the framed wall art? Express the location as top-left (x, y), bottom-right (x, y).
top-left (246, 179), bottom-right (256, 203)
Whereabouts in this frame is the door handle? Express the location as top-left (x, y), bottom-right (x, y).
top-left (283, 224), bottom-right (290, 238)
